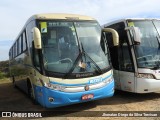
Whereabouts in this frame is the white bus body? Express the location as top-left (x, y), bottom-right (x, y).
top-left (103, 18), bottom-right (160, 93)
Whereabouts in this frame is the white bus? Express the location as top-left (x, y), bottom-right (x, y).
top-left (103, 18), bottom-right (160, 93)
top-left (9, 13), bottom-right (119, 108)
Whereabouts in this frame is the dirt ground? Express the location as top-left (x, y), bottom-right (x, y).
top-left (0, 79), bottom-right (160, 120)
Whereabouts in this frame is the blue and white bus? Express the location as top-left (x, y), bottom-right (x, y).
top-left (9, 13), bottom-right (119, 108)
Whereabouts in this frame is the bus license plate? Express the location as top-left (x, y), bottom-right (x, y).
top-left (82, 94), bottom-right (94, 100)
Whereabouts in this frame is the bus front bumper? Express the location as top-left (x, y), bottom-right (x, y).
top-left (136, 78), bottom-right (160, 93)
top-left (34, 81), bottom-right (114, 108)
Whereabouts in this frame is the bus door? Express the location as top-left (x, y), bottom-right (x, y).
top-left (109, 42), bottom-right (135, 92)
top-left (106, 22), bottom-right (136, 92)
top-left (113, 69), bottom-right (121, 90)
top-left (117, 41), bottom-right (135, 92)
top-left (108, 45), bottom-right (121, 90)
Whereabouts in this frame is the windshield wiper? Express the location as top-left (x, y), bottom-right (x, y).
top-left (63, 46), bottom-right (82, 79)
top-left (80, 42), bottom-right (103, 74)
top-left (63, 42), bottom-right (103, 79)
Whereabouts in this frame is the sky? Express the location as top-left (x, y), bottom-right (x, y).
top-left (0, 0), bottom-right (160, 61)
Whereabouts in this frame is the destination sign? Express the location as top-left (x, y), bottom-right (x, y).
top-left (48, 22), bottom-right (71, 27)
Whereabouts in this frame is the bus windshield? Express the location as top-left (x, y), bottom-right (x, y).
top-left (128, 20), bottom-right (160, 69)
top-left (39, 21), bottom-right (110, 76)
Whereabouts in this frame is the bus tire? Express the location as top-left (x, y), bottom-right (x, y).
top-left (27, 80), bottom-right (37, 104)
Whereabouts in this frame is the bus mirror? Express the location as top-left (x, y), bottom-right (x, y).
top-left (125, 27), bottom-right (141, 44)
top-left (102, 28), bottom-right (119, 46)
top-left (33, 27), bottom-right (42, 49)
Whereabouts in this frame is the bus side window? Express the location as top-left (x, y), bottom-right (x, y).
top-left (12, 44), bottom-right (14, 58)
top-left (15, 42), bottom-right (17, 57)
top-left (22, 31), bottom-right (27, 51)
top-left (17, 39), bottom-right (19, 55)
top-left (18, 37), bottom-right (22, 54)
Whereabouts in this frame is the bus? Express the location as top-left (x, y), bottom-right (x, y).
top-left (9, 13), bottom-right (119, 108)
top-left (103, 18), bottom-right (160, 93)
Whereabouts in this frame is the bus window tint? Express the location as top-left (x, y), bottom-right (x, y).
top-left (130, 20), bottom-right (160, 68)
top-left (74, 22), bottom-right (110, 71)
top-left (18, 37), bottom-right (22, 54)
top-left (15, 42), bottom-right (17, 57)
top-left (40, 22), bottom-right (79, 73)
top-left (40, 21), bottom-right (110, 74)
top-left (23, 32), bottom-right (27, 51)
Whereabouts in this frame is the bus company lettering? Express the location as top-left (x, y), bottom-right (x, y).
top-left (89, 78), bottom-right (103, 84)
top-left (76, 73), bottom-right (93, 78)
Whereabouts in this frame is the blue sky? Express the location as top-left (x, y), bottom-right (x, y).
top-left (0, 0), bottom-right (160, 61)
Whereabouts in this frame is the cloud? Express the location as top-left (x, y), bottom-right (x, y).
top-left (0, 0), bottom-right (160, 60)
top-left (1, 0), bottom-right (160, 40)
top-left (1, 0), bottom-right (160, 38)
top-left (93, 0), bottom-right (160, 23)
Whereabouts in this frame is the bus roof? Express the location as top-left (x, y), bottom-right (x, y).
top-left (103, 18), bottom-right (160, 27)
top-left (28, 13), bottom-right (95, 22)
top-left (10, 13), bottom-right (96, 50)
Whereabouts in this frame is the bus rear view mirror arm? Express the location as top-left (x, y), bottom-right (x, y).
top-left (125, 27), bottom-right (141, 44)
top-left (33, 27), bottom-right (42, 49)
top-left (102, 28), bottom-right (119, 46)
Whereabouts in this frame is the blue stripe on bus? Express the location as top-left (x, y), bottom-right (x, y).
top-left (49, 74), bottom-right (112, 86)
top-left (34, 80), bottom-right (114, 108)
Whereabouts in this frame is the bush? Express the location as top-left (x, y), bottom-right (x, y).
top-left (0, 72), bottom-right (6, 79)
top-left (5, 72), bottom-right (10, 78)
top-left (0, 71), bottom-right (10, 79)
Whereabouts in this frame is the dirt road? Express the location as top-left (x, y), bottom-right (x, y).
top-left (0, 79), bottom-right (160, 120)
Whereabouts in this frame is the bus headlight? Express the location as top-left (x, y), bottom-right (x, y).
top-left (103, 76), bottom-right (113, 84)
top-left (136, 73), bottom-right (155, 79)
top-left (44, 83), bottom-right (66, 91)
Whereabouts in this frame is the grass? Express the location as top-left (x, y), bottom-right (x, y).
top-left (0, 78), bottom-right (10, 84)
top-left (0, 72), bottom-right (5, 79)
top-left (0, 71), bottom-right (11, 84)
